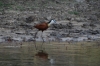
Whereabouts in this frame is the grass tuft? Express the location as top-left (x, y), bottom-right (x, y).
top-left (68, 11), bottom-right (79, 15)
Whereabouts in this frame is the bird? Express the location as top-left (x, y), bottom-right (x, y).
top-left (33, 19), bottom-right (56, 49)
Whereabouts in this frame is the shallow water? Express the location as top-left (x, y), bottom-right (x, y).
top-left (0, 41), bottom-right (100, 66)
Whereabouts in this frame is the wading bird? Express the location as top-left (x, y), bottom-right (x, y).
top-left (34, 19), bottom-right (56, 49)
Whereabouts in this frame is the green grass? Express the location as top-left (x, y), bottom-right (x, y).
top-left (0, 1), bottom-right (3, 7)
top-left (0, 1), bottom-right (12, 7)
top-left (68, 11), bottom-right (79, 15)
top-left (0, 1), bottom-right (13, 11)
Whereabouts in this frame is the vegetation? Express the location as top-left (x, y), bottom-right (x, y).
top-left (68, 11), bottom-right (79, 15)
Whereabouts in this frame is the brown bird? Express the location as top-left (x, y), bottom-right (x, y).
top-left (34, 19), bottom-right (56, 49)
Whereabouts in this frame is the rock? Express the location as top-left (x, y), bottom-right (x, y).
top-left (66, 22), bottom-right (73, 29)
top-left (73, 29), bottom-right (82, 33)
top-left (19, 23), bottom-right (33, 29)
top-left (76, 0), bottom-right (85, 3)
top-left (61, 37), bottom-right (73, 41)
top-left (2, 36), bottom-right (12, 42)
top-left (72, 36), bottom-right (88, 41)
top-left (89, 23), bottom-right (96, 28)
top-left (74, 17), bottom-right (86, 22)
top-left (81, 23), bottom-right (89, 28)
top-left (25, 16), bottom-right (35, 23)
top-left (88, 29), bottom-right (99, 35)
top-left (88, 15), bottom-right (98, 21)
top-left (12, 37), bottom-right (23, 41)
top-left (66, 17), bottom-right (72, 21)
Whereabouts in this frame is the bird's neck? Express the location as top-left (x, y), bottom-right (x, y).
top-left (48, 20), bottom-right (51, 24)
top-left (48, 21), bottom-right (51, 26)
top-left (48, 23), bottom-right (51, 26)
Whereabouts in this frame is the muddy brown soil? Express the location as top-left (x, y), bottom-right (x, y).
top-left (0, 0), bottom-right (100, 42)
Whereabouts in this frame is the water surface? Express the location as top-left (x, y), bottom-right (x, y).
top-left (0, 41), bottom-right (100, 66)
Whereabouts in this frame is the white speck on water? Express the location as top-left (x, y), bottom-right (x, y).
top-left (49, 59), bottom-right (54, 64)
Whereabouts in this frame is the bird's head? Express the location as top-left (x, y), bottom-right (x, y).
top-left (48, 19), bottom-right (56, 26)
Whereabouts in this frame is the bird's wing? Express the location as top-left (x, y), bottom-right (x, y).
top-left (38, 24), bottom-right (45, 27)
top-left (34, 23), bottom-right (46, 28)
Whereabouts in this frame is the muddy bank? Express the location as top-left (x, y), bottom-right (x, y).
top-left (0, 19), bottom-right (100, 42)
top-left (0, 0), bottom-right (100, 42)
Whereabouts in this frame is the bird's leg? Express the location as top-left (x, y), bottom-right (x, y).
top-left (41, 31), bottom-right (45, 49)
top-left (41, 31), bottom-right (44, 42)
top-left (34, 30), bottom-right (38, 40)
top-left (34, 30), bottom-right (38, 50)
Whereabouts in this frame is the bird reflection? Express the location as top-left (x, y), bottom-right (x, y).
top-left (35, 50), bottom-right (48, 60)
